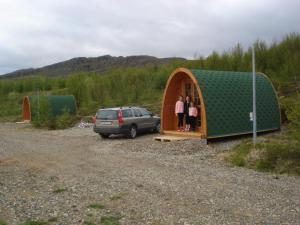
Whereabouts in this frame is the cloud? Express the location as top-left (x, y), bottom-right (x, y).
top-left (0, 0), bottom-right (299, 74)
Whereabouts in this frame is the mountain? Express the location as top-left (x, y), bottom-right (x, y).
top-left (0, 55), bottom-right (185, 79)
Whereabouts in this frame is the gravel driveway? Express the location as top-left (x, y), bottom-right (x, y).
top-left (0, 123), bottom-right (299, 225)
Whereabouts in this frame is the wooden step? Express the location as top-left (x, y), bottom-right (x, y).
top-left (162, 130), bottom-right (204, 138)
top-left (154, 135), bottom-right (190, 142)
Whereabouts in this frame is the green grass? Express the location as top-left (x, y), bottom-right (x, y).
top-left (229, 141), bottom-right (253, 167)
top-left (22, 220), bottom-right (48, 225)
top-left (83, 221), bottom-right (95, 225)
top-left (53, 187), bottom-right (68, 193)
top-left (88, 203), bottom-right (105, 209)
top-left (100, 215), bottom-right (122, 225)
top-left (0, 218), bottom-right (7, 225)
top-left (47, 217), bottom-right (57, 223)
top-left (227, 131), bottom-right (300, 175)
top-left (110, 193), bottom-right (128, 201)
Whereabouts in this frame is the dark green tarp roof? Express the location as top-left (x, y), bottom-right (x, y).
top-left (191, 70), bottom-right (280, 138)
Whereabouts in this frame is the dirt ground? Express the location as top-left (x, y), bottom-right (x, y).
top-left (0, 123), bottom-right (299, 225)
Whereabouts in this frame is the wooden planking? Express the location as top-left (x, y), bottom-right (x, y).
top-left (16, 120), bottom-right (30, 124)
top-left (163, 130), bottom-right (203, 138)
top-left (154, 135), bottom-right (190, 142)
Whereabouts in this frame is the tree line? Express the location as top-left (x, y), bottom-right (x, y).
top-left (0, 33), bottom-right (299, 119)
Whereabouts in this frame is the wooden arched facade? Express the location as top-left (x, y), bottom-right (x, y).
top-left (161, 68), bottom-right (207, 138)
top-left (22, 96), bottom-right (31, 121)
top-left (161, 68), bottom-right (281, 139)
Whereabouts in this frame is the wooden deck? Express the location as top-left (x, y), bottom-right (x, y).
top-left (154, 135), bottom-right (191, 142)
top-left (154, 130), bottom-right (205, 142)
top-left (162, 130), bottom-right (204, 138)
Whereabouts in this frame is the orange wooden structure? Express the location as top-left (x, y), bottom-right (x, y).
top-left (22, 96), bottom-right (31, 121)
top-left (161, 68), bottom-right (206, 138)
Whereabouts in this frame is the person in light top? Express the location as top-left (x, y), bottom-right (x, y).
top-left (189, 101), bottom-right (198, 131)
top-left (175, 95), bottom-right (184, 131)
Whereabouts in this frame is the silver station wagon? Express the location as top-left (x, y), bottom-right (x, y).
top-left (93, 107), bottom-right (160, 138)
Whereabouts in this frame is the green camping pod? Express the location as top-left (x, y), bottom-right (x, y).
top-left (22, 95), bottom-right (77, 121)
top-left (161, 68), bottom-right (281, 139)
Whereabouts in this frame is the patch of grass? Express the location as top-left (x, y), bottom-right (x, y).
top-left (53, 187), bottom-right (68, 193)
top-left (100, 215), bottom-right (122, 225)
top-left (227, 131), bottom-right (300, 175)
top-left (151, 219), bottom-right (164, 225)
top-left (255, 141), bottom-right (300, 174)
top-left (47, 217), bottom-right (57, 223)
top-left (83, 221), bottom-right (95, 225)
top-left (229, 141), bottom-right (252, 167)
top-left (88, 203), bottom-right (105, 209)
top-left (0, 218), bottom-right (7, 225)
top-left (22, 220), bottom-right (48, 225)
top-left (110, 192), bottom-right (128, 201)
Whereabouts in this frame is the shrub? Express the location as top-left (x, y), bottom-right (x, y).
top-left (285, 94), bottom-right (300, 131)
top-left (54, 108), bottom-right (77, 130)
top-left (0, 218), bottom-right (7, 225)
top-left (30, 96), bottom-right (52, 128)
top-left (228, 134), bottom-right (300, 175)
top-left (229, 141), bottom-right (252, 167)
top-left (100, 215), bottom-right (122, 225)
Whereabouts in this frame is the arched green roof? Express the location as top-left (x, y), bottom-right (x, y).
top-left (191, 69), bottom-right (281, 138)
top-left (28, 95), bottom-right (77, 119)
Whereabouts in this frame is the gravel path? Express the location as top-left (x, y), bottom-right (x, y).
top-left (0, 123), bottom-right (299, 225)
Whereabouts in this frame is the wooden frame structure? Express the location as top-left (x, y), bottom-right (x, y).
top-left (22, 96), bottom-right (31, 121)
top-left (161, 68), bottom-right (207, 138)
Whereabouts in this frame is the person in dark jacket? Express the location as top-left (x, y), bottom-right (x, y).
top-left (184, 95), bottom-right (191, 131)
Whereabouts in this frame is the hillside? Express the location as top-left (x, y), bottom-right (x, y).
top-left (0, 55), bottom-right (185, 79)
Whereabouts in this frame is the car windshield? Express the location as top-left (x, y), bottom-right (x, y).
top-left (96, 110), bottom-right (117, 120)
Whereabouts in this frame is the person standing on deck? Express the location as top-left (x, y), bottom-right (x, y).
top-left (175, 95), bottom-right (184, 131)
top-left (189, 101), bottom-right (198, 131)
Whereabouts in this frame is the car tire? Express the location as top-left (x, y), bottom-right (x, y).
top-left (127, 125), bottom-right (137, 139)
top-left (153, 122), bottom-right (160, 133)
top-left (99, 133), bottom-right (110, 138)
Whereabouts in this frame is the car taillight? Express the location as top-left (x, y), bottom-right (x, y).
top-left (118, 110), bottom-right (123, 125)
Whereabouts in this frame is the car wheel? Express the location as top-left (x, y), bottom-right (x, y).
top-left (99, 133), bottom-right (110, 138)
top-left (154, 122), bottom-right (160, 133)
top-left (127, 125), bottom-right (137, 139)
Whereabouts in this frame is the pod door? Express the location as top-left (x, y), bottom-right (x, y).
top-left (183, 81), bottom-right (202, 132)
top-left (161, 70), bottom-right (205, 136)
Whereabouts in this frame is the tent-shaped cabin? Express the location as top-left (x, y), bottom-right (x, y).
top-left (22, 95), bottom-right (77, 121)
top-left (161, 68), bottom-right (281, 139)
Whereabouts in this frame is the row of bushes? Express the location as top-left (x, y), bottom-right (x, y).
top-left (28, 97), bottom-right (78, 129)
top-left (0, 33), bottom-right (299, 131)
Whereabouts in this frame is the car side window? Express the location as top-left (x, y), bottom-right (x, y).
top-left (133, 109), bottom-right (142, 117)
top-left (140, 108), bottom-right (151, 117)
top-left (122, 109), bottom-right (133, 118)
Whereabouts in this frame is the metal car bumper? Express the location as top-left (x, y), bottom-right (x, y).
top-left (93, 125), bottom-right (130, 134)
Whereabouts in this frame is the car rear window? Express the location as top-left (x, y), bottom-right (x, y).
top-left (97, 110), bottom-right (117, 120)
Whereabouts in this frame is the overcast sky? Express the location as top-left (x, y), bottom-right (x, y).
top-left (0, 0), bottom-right (299, 75)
